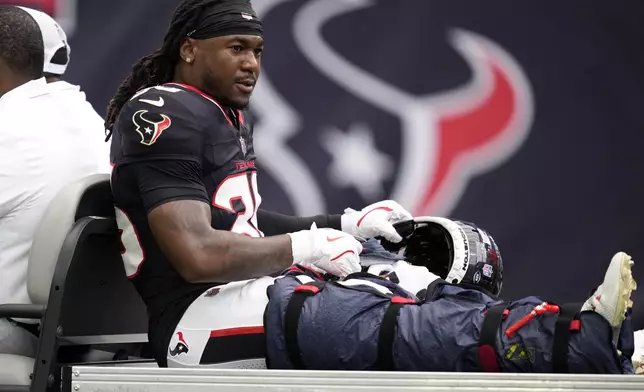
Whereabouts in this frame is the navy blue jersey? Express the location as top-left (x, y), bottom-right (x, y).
top-left (109, 83), bottom-right (260, 365)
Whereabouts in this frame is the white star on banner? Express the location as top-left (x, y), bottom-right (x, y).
top-left (320, 123), bottom-right (394, 201)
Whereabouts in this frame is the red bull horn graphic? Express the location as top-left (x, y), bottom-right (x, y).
top-left (252, 0), bottom-right (534, 218)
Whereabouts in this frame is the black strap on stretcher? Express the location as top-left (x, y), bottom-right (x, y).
top-left (375, 296), bottom-right (418, 371)
top-left (551, 302), bottom-right (582, 373)
top-left (285, 277), bottom-right (420, 371)
top-left (284, 281), bottom-right (326, 369)
top-left (478, 302), bottom-right (509, 372)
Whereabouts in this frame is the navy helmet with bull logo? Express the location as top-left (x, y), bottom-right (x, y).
top-left (382, 216), bottom-right (504, 296)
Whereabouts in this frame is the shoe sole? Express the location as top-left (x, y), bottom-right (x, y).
top-left (610, 252), bottom-right (637, 326)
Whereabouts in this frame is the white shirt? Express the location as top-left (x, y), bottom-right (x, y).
top-left (46, 80), bottom-right (112, 172)
top-left (0, 78), bottom-right (110, 306)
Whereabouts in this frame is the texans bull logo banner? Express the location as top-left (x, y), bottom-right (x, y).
top-left (29, 0), bottom-right (644, 327)
top-left (252, 0), bottom-right (533, 218)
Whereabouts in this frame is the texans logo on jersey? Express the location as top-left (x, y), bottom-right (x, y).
top-left (252, 0), bottom-right (534, 218)
top-left (168, 331), bottom-right (190, 357)
top-left (132, 110), bottom-right (172, 146)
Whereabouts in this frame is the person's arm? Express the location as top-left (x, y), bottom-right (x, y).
top-left (114, 90), bottom-right (297, 282)
top-left (256, 209), bottom-right (342, 236)
top-left (125, 158), bottom-right (362, 282)
top-left (257, 199), bottom-right (414, 243)
top-left (115, 89), bottom-right (362, 282)
top-left (148, 199), bottom-right (294, 283)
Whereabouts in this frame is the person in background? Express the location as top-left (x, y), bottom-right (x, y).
top-left (0, 5), bottom-right (106, 357)
top-left (18, 6), bottom-right (111, 173)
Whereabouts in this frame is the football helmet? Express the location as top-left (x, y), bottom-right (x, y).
top-left (380, 216), bottom-right (503, 296)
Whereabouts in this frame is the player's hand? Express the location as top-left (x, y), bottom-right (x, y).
top-left (287, 224), bottom-right (362, 278)
top-left (341, 200), bottom-right (413, 243)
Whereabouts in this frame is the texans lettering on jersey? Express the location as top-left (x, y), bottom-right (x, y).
top-left (109, 83), bottom-right (261, 365)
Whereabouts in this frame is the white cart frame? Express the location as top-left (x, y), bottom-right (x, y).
top-left (69, 366), bottom-right (644, 392)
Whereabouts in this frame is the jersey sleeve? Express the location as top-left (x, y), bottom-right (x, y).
top-left (114, 87), bottom-right (206, 162)
top-left (117, 159), bottom-right (209, 213)
top-left (111, 87), bottom-right (210, 212)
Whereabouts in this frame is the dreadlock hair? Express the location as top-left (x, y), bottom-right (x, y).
top-left (104, 0), bottom-right (224, 140)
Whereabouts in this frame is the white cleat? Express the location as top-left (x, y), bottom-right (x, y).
top-left (581, 252), bottom-right (637, 337)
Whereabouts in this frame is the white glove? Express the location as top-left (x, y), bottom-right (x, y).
top-left (341, 200), bottom-right (412, 242)
top-left (287, 223), bottom-right (362, 278)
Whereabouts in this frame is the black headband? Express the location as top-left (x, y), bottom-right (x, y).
top-left (187, 0), bottom-right (263, 39)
